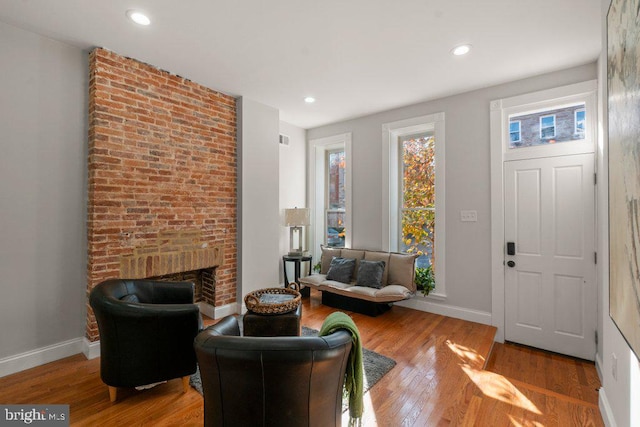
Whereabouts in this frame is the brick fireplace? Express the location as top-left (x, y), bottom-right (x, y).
top-left (86, 48), bottom-right (237, 342)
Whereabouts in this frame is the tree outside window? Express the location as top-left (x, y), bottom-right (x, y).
top-left (400, 135), bottom-right (435, 269)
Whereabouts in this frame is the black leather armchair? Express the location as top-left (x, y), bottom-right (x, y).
top-left (194, 315), bottom-right (353, 427)
top-left (89, 278), bottom-right (201, 402)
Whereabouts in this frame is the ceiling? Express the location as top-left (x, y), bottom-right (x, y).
top-left (0, 0), bottom-right (601, 129)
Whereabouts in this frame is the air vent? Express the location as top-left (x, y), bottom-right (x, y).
top-left (279, 134), bottom-right (290, 146)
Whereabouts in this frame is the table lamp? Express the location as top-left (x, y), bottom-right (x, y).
top-left (285, 207), bottom-right (310, 256)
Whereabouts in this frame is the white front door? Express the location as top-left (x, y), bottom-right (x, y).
top-left (504, 153), bottom-right (596, 360)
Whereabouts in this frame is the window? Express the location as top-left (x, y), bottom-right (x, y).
top-left (509, 121), bottom-right (521, 143)
top-left (508, 102), bottom-right (587, 149)
top-left (326, 149), bottom-right (346, 247)
top-left (575, 108), bottom-right (585, 136)
top-left (382, 113), bottom-right (445, 297)
top-left (400, 134), bottom-right (435, 269)
top-left (540, 115), bottom-right (556, 139)
top-left (308, 133), bottom-right (352, 260)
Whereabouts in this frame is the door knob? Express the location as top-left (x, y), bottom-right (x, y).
top-left (507, 260), bottom-right (516, 268)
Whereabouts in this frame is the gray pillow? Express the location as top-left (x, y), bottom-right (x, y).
top-left (356, 260), bottom-right (386, 289)
top-left (120, 294), bottom-right (140, 303)
top-left (321, 246), bottom-right (342, 274)
top-left (326, 257), bottom-right (356, 283)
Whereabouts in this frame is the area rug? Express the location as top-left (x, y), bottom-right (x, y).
top-left (190, 326), bottom-right (396, 397)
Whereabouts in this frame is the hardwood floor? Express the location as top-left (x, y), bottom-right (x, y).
top-left (0, 290), bottom-right (603, 426)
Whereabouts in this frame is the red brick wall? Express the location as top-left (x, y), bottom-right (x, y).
top-left (86, 48), bottom-right (237, 341)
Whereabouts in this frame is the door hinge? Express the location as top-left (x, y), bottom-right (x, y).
top-left (595, 252), bottom-right (598, 264)
top-left (595, 330), bottom-right (598, 346)
top-left (594, 173), bottom-right (597, 185)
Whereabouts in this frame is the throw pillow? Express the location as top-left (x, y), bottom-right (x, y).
top-left (321, 246), bottom-right (342, 274)
top-left (364, 252), bottom-right (391, 286)
top-left (120, 294), bottom-right (140, 303)
top-left (341, 249), bottom-right (365, 280)
top-left (388, 253), bottom-right (418, 289)
top-left (326, 257), bottom-right (356, 283)
top-left (356, 260), bottom-right (386, 289)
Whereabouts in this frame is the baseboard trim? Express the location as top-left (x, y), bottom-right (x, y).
top-left (595, 353), bottom-right (604, 383)
top-left (395, 297), bottom-right (493, 325)
top-left (599, 386), bottom-right (617, 427)
top-left (0, 338), bottom-right (84, 378)
top-left (198, 301), bottom-right (237, 319)
top-left (82, 337), bottom-right (101, 360)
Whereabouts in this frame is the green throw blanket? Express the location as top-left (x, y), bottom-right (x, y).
top-left (319, 311), bottom-right (363, 426)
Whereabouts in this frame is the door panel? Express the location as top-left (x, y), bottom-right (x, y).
top-left (516, 271), bottom-right (542, 329)
top-left (505, 153), bottom-right (596, 360)
top-left (515, 169), bottom-right (541, 255)
top-left (554, 166), bottom-right (585, 258)
top-left (553, 274), bottom-right (584, 336)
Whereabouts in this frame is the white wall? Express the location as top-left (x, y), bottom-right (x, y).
top-left (597, 1), bottom-right (640, 426)
top-left (237, 98), bottom-right (281, 308)
top-left (307, 63), bottom-right (597, 316)
top-left (0, 21), bottom-right (87, 372)
top-left (278, 121), bottom-right (307, 284)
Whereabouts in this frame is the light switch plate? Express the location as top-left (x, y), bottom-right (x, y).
top-left (460, 210), bottom-right (477, 222)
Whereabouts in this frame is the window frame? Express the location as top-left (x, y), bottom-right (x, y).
top-left (382, 113), bottom-right (446, 298)
top-left (500, 86), bottom-right (596, 162)
top-left (308, 133), bottom-right (352, 261)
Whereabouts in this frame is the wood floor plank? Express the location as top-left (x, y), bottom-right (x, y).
top-left (0, 290), bottom-right (603, 426)
top-left (486, 341), bottom-right (601, 407)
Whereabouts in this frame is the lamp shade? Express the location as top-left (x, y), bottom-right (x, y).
top-left (285, 208), bottom-right (310, 226)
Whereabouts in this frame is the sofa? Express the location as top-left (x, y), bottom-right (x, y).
top-left (299, 246), bottom-right (417, 316)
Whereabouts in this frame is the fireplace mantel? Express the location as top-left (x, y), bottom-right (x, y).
top-left (120, 246), bottom-right (223, 279)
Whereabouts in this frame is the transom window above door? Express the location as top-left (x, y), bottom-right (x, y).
top-left (496, 82), bottom-right (596, 162)
top-left (508, 102), bottom-right (585, 149)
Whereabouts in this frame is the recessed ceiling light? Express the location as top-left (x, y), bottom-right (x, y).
top-left (451, 44), bottom-right (471, 56)
top-left (304, 97), bottom-right (316, 104)
top-left (126, 10), bottom-right (151, 26)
